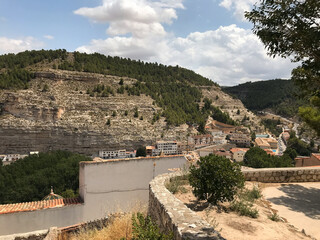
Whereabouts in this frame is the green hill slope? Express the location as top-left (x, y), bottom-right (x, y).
top-left (223, 79), bottom-right (306, 118)
top-left (0, 50), bottom-right (236, 127)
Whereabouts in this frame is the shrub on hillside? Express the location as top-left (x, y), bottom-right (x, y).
top-left (189, 154), bottom-right (244, 205)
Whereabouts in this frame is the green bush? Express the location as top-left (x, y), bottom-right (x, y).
top-left (230, 200), bottom-right (259, 218)
top-left (189, 154), bottom-right (244, 205)
top-left (131, 212), bottom-right (173, 240)
top-left (239, 186), bottom-right (261, 202)
top-left (165, 175), bottom-right (188, 194)
top-left (268, 212), bottom-right (281, 222)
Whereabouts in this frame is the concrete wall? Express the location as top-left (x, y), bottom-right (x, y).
top-left (243, 167), bottom-right (320, 183)
top-left (0, 204), bottom-right (83, 236)
top-left (149, 172), bottom-right (224, 240)
top-left (79, 155), bottom-right (186, 222)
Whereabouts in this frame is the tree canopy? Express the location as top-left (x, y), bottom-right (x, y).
top-left (245, 0), bottom-right (320, 135)
top-left (223, 79), bottom-right (306, 118)
top-left (243, 147), bottom-right (293, 168)
top-left (0, 151), bottom-right (91, 204)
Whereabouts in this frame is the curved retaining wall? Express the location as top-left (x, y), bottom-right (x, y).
top-left (149, 167), bottom-right (320, 239)
top-left (242, 167), bottom-right (320, 183)
top-left (149, 172), bottom-right (225, 240)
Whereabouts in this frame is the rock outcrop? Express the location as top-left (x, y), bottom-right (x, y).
top-left (0, 70), bottom-right (261, 155)
top-left (0, 70), bottom-right (189, 155)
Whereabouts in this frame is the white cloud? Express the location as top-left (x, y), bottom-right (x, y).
top-left (0, 37), bottom-right (44, 54)
top-left (75, 1), bottom-right (296, 86)
top-left (157, 25), bottom-right (297, 86)
top-left (219, 0), bottom-right (256, 21)
top-left (44, 35), bottom-right (54, 40)
top-left (76, 24), bottom-right (296, 86)
top-left (74, 0), bottom-right (183, 38)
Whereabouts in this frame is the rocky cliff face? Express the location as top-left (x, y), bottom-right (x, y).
top-left (0, 70), bottom-right (190, 155)
top-left (0, 70), bottom-right (262, 155)
top-left (201, 86), bottom-right (263, 132)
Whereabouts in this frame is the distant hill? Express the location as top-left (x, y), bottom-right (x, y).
top-left (0, 49), bottom-right (218, 126)
top-left (223, 79), bottom-right (306, 118)
top-left (0, 50), bottom-right (262, 155)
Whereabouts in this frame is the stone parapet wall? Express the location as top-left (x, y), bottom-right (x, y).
top-left (242, 167), bottom-right (320, 183)
top-left (149, 172), bottom-right (225, 240)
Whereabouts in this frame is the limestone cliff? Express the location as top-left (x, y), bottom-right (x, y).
top-left (0, 69), bottom-right (262, 155)
top-left (0, 70), bottom-right (190, 155)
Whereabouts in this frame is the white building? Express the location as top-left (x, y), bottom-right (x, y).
top-left (156, 141), bottom-right (178, 155)
top-left (99, 150), bottom-right (127, 159)
top-left (230, 148), bottom-right (249, 162)
top-left (98, 150), bottom-right (136, 159)
top-left (2, 154), bottom-right (28, 166)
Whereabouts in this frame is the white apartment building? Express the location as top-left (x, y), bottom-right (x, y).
top-left (2, 154), bottom-right (28, 166)
top-left (154, 141), bottom-right (178, 156)
top-left (99, 150), bottom-right (127, 159)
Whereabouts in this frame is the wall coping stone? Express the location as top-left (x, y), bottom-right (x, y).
top-left (149, 171), bottom-right (225, 240)
top-left (242, 166), bottom-right (320, 183)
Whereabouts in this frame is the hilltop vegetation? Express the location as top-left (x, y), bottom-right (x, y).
top-left (223, 79), bottom-right (306, 118)
top-left (0, 50), bottom-right (238, 127)
top-left (0, 151), bottom-right (91, 204)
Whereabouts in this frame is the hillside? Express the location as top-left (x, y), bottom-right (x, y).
top-left (223, 79), bottom-right (306, 118)
top-left (0, 50), bottom-right (261, 155)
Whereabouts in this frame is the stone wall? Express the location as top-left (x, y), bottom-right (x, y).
top-left (242, 167), bottom-right (320, 183)
top-left (149, 172), bottom-right (224, 240)
top-left (149, 167), bottom-right (320, 239)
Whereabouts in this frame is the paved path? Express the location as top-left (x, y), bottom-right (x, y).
top-left (263, 182), bottom-right (320, 240)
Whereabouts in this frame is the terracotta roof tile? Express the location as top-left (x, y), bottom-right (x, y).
top-left (0, 197), bottom-right (82, 215)
top-left (312, 153), bottom-right (320, 160)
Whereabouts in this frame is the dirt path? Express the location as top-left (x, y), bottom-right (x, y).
top-left (262, 182), bottom-right (320, 240)
top-left (175, 183), bottom-right (312, 240)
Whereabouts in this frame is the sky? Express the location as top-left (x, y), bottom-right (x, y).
top-left (0, 0), bottom-right (297, 86)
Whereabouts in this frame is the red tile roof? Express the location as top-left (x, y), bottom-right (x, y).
top-left (312, 153), bottom-right (320, 161)
top-left (230, 148), bottom-right (249, 153)
top-left (0, 197), bottom-right (82, 215)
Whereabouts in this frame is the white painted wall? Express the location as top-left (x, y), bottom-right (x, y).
top-left (79, 156), bottom-right (186, 222)
top-left (0, 155), bottom-right (186, 236)
top-left (0, 204), bottom-right (83, 236)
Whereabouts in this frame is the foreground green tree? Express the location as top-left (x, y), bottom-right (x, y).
top-left (189, 154), bottom-right (244, 205)
top-left (245, 0), bottom-right (320, 135)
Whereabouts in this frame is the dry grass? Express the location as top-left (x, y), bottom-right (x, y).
top-left (69, 213), bottom-right (133, 240)
top-left (69, 202), bottom-right (147, 240)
